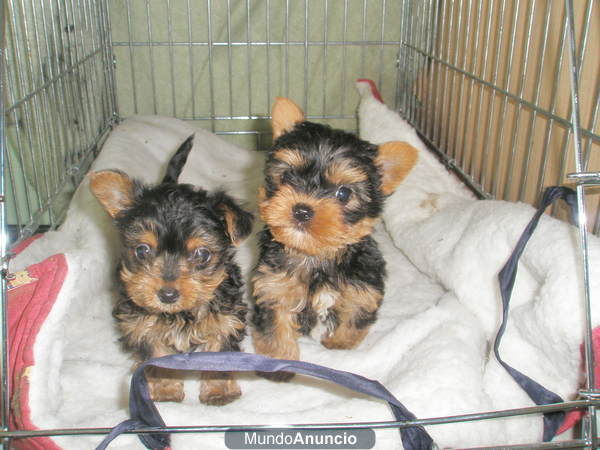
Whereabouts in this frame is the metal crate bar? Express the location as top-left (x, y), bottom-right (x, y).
top-left (3, 0), bottom-right (119, 246)
top-left (398, 0), bottom-right (600, 235)
top-left (564, 0), bottom-right (597, 446)
top-left (0, 0), bottom-right (7, 446)
top-left (1, 1), bottom-right (119, 448)
top-left (402, 43), bottom-right (600, 145)
top-left (110, 0), bottom-right (403, 144)
top-left (550, 0), bottom-right (595, 221)
top-left (1, 399), bottom-right (598, 441)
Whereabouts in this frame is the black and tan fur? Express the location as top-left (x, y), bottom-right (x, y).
top-left (252, 98), bottom-right (418, 381)
top-left (89, 136), bottom-right (253, 405)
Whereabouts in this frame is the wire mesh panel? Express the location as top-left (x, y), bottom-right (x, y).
top-left (397, 0), bottom-right (600, 232)
top-left (109, 0), bottom-right (407, 150)
top-left (2, 0), bottom-right (117, 246)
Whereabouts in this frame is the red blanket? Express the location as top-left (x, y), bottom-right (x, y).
top-left (8, 236), bottom-right (66, 450)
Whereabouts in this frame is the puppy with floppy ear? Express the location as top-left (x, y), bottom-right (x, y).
top-left (251, 98), bottom-right (418, 381)
top-left (90, 136), bottom-right (254, 405)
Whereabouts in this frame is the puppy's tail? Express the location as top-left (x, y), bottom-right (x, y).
top-left (162, 134), bottom-right (194, 183)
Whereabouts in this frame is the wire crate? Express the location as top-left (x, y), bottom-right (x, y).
top-left (1, 0), bottom-right (599, 448)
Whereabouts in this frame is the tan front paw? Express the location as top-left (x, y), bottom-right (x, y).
top-left (200, 373), bottom-right (241, 406)
top-left (145, 366), bottom-right (184, 402)
top-left (147, 376), bottom-right (185, 402)
top-left (321, 327), bottom-right (367, 350)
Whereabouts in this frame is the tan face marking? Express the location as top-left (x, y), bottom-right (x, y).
top-left (273, 148), bottom-right (306, 168)
top-left (266, 148), bottom-right (307, 187)
top-left (120, 263), bottom-right (226, 314)
top-left (259, 185), bottom-right (378, 257)
top-left (185, 236), bottom-right (208, 253)
top-left (140, 230), bottom-right (158, 249)
top-left (325, 160), bottom-right (368, 186)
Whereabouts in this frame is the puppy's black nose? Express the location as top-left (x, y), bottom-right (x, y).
top-left (158, 287), bottom-right (180, 304)
top-left (293, 203), bottom-right (314, 223)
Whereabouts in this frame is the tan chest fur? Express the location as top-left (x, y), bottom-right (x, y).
top-left (253, 263), bottom-right (339, 320)
top-left (119, 305), bottom-right (244, 356)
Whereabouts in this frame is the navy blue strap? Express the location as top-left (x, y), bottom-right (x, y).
top-left (97, 419), bottom-right (146, 448)
top-left (495, 186), bottom-right (576, 441)
top-left (96, 352), bottom-right (434, 450)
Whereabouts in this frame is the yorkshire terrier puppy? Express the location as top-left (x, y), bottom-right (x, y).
top-left (252, 98), bottom-right (418, 381)
top-left (89, 136), bottom-right (254, 405)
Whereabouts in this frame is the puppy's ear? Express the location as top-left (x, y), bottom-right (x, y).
top-left (212, 192), bottom-right (254, 246)
top-left (375, 142), bottom-right (419, 195)
top-left (271, 97), bottom-right (305, 140)
top-left (89, 169), bottom-right (136, 218)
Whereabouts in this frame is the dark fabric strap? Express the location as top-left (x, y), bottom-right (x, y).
top-left (495, 186), bottom-right (576, 441)
top-left (96, 419), bottom-right (146, 449)
top-left (96, 352), bottom-right (434, 450)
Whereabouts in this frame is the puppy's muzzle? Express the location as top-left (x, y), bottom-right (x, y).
top-left (293, 203), bottom-right (314, 224)
top-left (157, 287), bottom-right (180, 304)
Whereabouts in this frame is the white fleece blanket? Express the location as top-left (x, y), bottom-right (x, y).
top-left (11, 87), bottom-right (600, 449)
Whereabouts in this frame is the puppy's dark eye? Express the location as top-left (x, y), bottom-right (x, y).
top-left (135, 244), bottom-right (152, 260)
top-left (335, 186), bottom-right (352, 204)
top-left (192, 247), bottom-right (211, 264)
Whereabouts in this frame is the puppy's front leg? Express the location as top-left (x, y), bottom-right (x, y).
top-left (199, 312), bottom-right (244, 406)
top-left (321, 284), bottom-right (382, 350)
top-left (251, 302), bottom-right (300, 382)
top-left (144, 345), bottom-right (185, 402)
top-left (200, 371), bottom-right (241, 406)
top-left (251, 266), bottom-right (306, 381)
